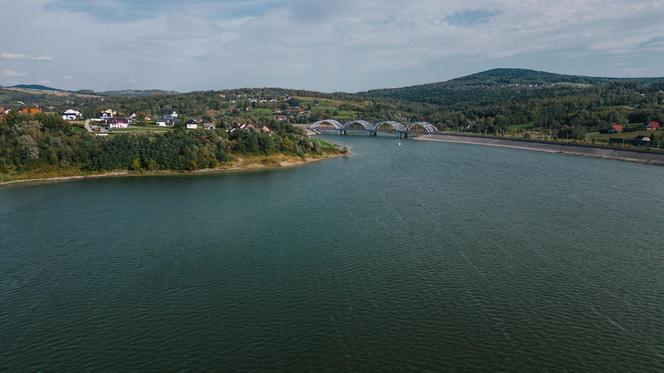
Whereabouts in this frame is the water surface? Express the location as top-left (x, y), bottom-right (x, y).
top-left (1, 136), bottom-right (663, 371)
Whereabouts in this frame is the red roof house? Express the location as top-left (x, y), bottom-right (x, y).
top-left (647, 121), bottom-right (661, 131)
top-left (610, 123), bottom-right (624, 133)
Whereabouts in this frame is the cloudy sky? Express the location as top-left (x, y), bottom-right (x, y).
top-left (1, 0), bottom-right (664, 92)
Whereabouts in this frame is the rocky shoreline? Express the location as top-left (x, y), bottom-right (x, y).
top-left (415, 134), bottom-right (664, 166)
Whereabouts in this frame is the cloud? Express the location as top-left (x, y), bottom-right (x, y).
top-left (445, 9), bottom-right (500, 26)
top-left (3, 70), bottom-right (27, 77)
top-left (43, 0), bottom-right (286, 22)
top-left (1, 52), bottom-right (53, 61)
top-left (1, 52), bottom-right (30, 59)
top-left (1, 0), bottom-right (664, 91)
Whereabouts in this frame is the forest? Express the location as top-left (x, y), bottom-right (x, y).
top-left (2, 68), bottom-right (664, 143)
top-left (0, 112), bottom-right (335, 179)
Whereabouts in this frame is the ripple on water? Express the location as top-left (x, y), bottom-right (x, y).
top-left (1, 136), bottom-right (664, 371)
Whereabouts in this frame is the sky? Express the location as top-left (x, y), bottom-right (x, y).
top-left (1, 0), bottom-right (664, 92)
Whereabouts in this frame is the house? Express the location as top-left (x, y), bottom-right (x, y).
top-left (170, 111), bottom-right (179, 119)
top-left (3, 108), bottom-right (12, 115)
top-left (276, 115), bottom-right (287, 122)
top-left (101, 109), bottom-right (115, 119)
top-left (61, 109), bottom-right (83, 121)
top-left (609, 123), bottom-right (624, 133)
top-left (298, 107), bottom-right (305, 114)
top-left (108, 118), bottom-right (129, 129)
top-left (261, 126), bottom-right (273, 134)
top-left (647, 121), bottom-right (661, 131)
top-left (203, 123), bottom-right (216, 130)
top-left (20, 107), bottom-right (41, 114)
top-left (634, 135), bottom-right (651, 142)
top-left (156, 119), bottom-right (174, 127)
top-left (186, 119), bottom-right (199, 130)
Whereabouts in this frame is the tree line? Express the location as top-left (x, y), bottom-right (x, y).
top-left (0, 113), bottom-right (331, 175)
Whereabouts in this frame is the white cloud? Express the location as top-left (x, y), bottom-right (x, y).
top-left (1, 52), bottom-right (29, 59)
top-left (3, 69), bottom-right (27, 77)
top-left (1, 0), bottom-right (663, 91)
top-left (1, 52), bottom-right (53, 61)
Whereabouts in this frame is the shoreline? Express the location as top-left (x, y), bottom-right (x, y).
top-left (415, 134), bottom-right (664, 166)
top-left (0, 152), bottom-right (342, 188)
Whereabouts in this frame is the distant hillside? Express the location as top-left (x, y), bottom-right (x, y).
top-left (360, 68), bottom-right (664, 107)
top-left (11, 84), bottom-right (64, 92)
top-left (98, 89), bottom-right (180, 97)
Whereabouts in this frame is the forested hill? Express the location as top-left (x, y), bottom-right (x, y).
top-left (360, 68), bottom-right (664, 107)
top-left (10, 84), bottom-right (64, 92)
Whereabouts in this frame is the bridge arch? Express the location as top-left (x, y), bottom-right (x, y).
top-left (310, 119), bottom-right (344, 130)
top-left (344, 120), bottom-right (373, 131)
top-left (404, 122), bottom-right (439, 134)
top-left (373, 121), bottom-right (405, 133)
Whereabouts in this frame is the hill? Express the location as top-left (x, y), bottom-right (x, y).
top-left (360, 68), bottom-right (664, 107)
top-left (10, 84), bottom-right (64, 92)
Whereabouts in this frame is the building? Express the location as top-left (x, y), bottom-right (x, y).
top-left (203, 123), bottom-right (216, 130)
top-left (276, 114), bottom-right (288, 122)
top-left (61, 109), bottom-right (83, 121)
top-left (186, 119), bottom-right (199, 130)
top-left (20, 107), bottom-right (41, 114)
top-left (647, 121), bottom-right (661, 131)
top-left (156, 119), bottom-right (174, 127)
top-left (609, 123), bottom-right (624, 133)
top-left (108, 118), bottom-right (129, 129)
top-left (101, 109), bottom-right (115, 119)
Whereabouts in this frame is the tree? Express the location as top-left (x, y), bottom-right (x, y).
top-left (130, 158), bottom-right (142, 171)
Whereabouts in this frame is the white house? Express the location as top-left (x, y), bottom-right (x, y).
top-left (170, 110), bottom-right (178, 119)
top-left (108, 118), bottom-right (129, 129)
top-left (203, 123), bottom-right (216, 130)
top-left (61, 109), bottom-right (82, 121)
top-left (186, 119), bottom-right (199, 130)
top-left (100, 109), bottom-right (115, 119)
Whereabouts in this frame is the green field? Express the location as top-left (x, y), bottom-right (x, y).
top-left (109, 126), bottom-right (174, 134)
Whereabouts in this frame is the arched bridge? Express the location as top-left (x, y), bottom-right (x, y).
top-left (310, 119), bottom-right (439, 138)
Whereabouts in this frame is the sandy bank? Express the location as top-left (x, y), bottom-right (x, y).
top-left (415, 134), bottom-right (664, 166)
top-left (0, 153), bottom-right (341, 187)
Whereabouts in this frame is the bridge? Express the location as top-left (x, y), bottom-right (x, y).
top-left (309, 119), bottom-right (439, 138)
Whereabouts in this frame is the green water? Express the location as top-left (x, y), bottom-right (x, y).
top-left (1, 136), bottom-right (663, 371)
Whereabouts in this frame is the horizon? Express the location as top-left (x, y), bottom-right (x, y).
top-left (5, 67), bottom-right (664, 94)
top-left (2, 0), bottom-right (664, 92)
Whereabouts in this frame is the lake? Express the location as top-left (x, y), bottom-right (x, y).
top-left (1, 135), bottom-right (663, 371)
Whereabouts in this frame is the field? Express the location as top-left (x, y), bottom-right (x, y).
top-left (109, 125), bottom-right (174, 134)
